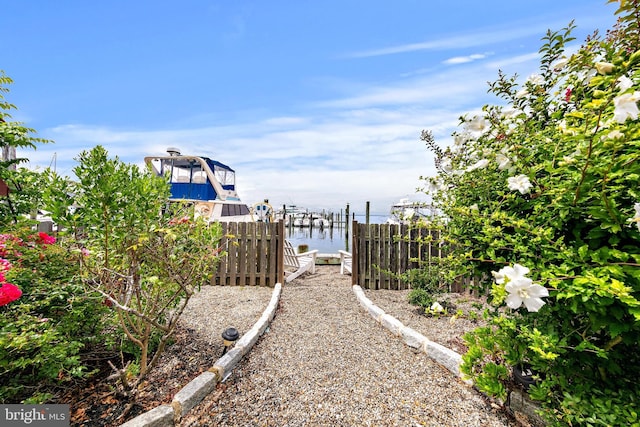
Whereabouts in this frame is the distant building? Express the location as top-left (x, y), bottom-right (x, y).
top-left (1, 146), bottom-right (16, 170)
top-left (1, 116), bottom-right (17, 170)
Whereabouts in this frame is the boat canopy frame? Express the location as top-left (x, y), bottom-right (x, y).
top-left (144, 154), bottom-right (238, 202)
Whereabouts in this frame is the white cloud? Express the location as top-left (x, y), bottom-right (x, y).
top-left (346, 24), bottom-right (550, 59)
top-left (16, 47), bottom-right (560, 214)
top-left (443, 53), bottom-right (489, 65)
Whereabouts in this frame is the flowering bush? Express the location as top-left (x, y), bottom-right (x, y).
top-left (0, 227), bottom-right (107, 403)
top-left (421, 3), bottom-right (640, 425)
top-left (0, 239), bottom-right (22, 306)
top-left (42, 146), bottom-right (224, 395)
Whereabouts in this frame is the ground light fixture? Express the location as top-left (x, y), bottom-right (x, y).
top-left (512, 365), bottom-right (537, 390)
top-left (221, 327), bottom-right (239, 355)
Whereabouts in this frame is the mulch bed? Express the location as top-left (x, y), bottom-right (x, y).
top-left (55, 327), bottom-right (218, 426)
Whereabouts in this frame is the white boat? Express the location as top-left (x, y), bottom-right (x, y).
top-left (277, 206), bottom-right (308, 227)
top-left (312, 217), bottom-right (331, 228)
top-left (386, 198), bottom-right (432, 225)
top-left (144, 148), bottom-right (254, 222)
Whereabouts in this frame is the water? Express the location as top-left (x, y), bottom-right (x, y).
top-left (285, 214), bottom-right (388, 253)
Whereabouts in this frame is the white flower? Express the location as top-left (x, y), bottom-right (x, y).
top-left (492, 263), bottom-right (548, 312)
top-left (613, 91), bottom-right (640, 123)
top-left (439, 157), bottom-right (453, 173)
top-left (552, 56), bottom-right (569, 71)
top-left (515, 88), bottom-right (529, 99)
top-left (465, 115), bottom-right (487, 133)
top-left (507, 174), bottom-right (532, 195)
top-left (469, 204), bottom-right (479, 211)
top-left (595, 61), bottom-right (615, 75)
top-left (453, 132), bottom-right (471, 148)
top-left (629, 203), bottom-right (640, 232)
top-left (505, 278), bottom-right (549, 312)
top-left (426, 177), bottom-right (443, 193)
top-left (605, 130), bottom-right (625, 140)
top-left (466, 158), bottom-right (490, 172)
top-left (492, 263), bottom-right (530, 285)
top-left (558, 120), bottom-right (577, 136)
top-left (618, 75), bottom-right (634, 92)
top-left (561, 149), bottom-right (581, 165)
top-left (502, 108), bottom-right (524, 120)
top-left (527, 74), bottom-right (544, 86)
top-left (430, 302), bottom-right (444, 313)
top-left (496, 153), bottom-right (512, 170)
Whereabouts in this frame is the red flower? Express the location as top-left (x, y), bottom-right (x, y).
top-left (37, 232), bottom-right (56, 245)
top-left (565, 88), bottom-right (572, 102)
top-left (0, 283), bottom-right (22, 306)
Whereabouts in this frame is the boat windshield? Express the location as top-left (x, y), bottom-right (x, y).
top-left (149, 156), bottom-right (236, 189)
top-left (211, 163), bottom-right (235, 188)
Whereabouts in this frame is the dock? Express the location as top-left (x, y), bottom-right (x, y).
top-left (315, 253), bottom-right (341, 265)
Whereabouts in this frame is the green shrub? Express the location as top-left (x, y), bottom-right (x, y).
top-left (421, 3), bottom-right (640, 425)
top-left (404, 263), bottom-right (449, 309)
top-left (408, 288), bottom-right (435, 308)
top-left (41, 146), bottom-right (224, 394)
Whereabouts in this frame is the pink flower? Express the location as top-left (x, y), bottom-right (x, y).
top-left (37, 232), bottom-right (56, 245)
top-left (81, 248), bottom-right (90, 257)
top-left (168, 216), bottom-right (191, 225)
top-left (0, 258), bottom-right (11, 274)
top-left (0, 283), bottom-right (22, 306)
top-left (0, 234), bottom-right (21, 257)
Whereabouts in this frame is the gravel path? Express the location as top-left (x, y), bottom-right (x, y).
top-left (178, 266), bottom-right (516, 426)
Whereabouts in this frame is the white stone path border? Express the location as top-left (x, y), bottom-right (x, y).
top-left (351, 285), bottom-right (471, 383)
top-left (120, 283), bottom-right (282, 427)
top-left (353, 285), bottom-right (544, 426)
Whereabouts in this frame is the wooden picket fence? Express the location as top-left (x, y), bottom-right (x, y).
top-left (351, 221), bottom-right (449, 291)
top-left (212, 219), bottom-right (478, 292)
top-left (214, 220), bottom-right (285, 287)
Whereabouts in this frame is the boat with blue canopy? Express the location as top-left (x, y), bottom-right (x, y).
top-left (144, 148), bottom-right (254, 222)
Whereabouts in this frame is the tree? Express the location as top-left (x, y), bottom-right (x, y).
top-left (0, 70), bottom-right (50, 222)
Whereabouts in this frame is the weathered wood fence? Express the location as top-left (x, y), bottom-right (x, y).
top-left (214, 220), bottom-right (285, 286)
top-left (213, 219), bottom-right (476, 292)
top-left (351, 221), bottom-right (446, 290)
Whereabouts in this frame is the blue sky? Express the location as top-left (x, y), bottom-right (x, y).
top-left (3, 1), bottom-right (619, 214)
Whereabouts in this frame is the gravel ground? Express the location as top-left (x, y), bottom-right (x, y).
top-left (177, 265), bottom-right (517, 427)
top-left (179, 284), bottom-right (275, 345)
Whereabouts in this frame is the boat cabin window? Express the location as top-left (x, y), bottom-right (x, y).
top-left (212, 166), bottom-right (235, 188)
top-left (222, 204), bottom-right (250, 217)
top-left (192, 171), bottom-right (207, 183)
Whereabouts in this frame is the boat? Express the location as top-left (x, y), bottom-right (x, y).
top-left (144, 148), bottom-right (254, 222)
top-left (312, 216), bottom-right (331, 229)
top-left (385, 198), bottom-right (433, 225)
top-left (276, 205), bottom-right (308, 227)
top-left (251, 200), bottom-right (275, 222)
